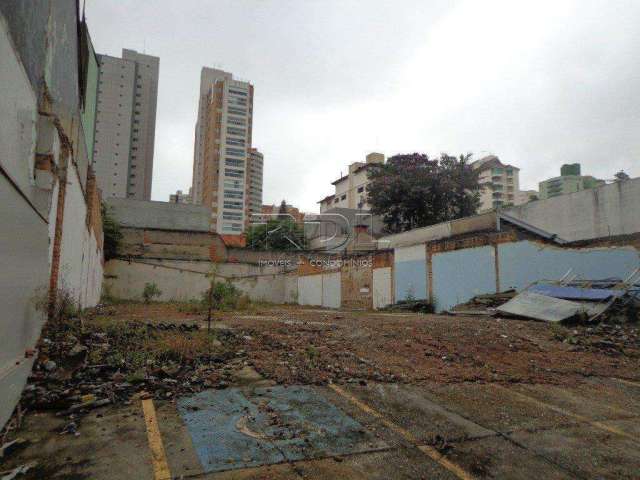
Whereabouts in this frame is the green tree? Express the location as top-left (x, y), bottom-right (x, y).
top-left (277, 199), bottom-right (289, 220)
top-left (366, 153), bottom-right (480, 233)
top-left (101, 202), bottom-right (122, 260)
top-left (246, 218), bottom-right (306, 251)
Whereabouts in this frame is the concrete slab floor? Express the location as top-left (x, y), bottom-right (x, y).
top-left (3, 377), bottom-right (639, 480)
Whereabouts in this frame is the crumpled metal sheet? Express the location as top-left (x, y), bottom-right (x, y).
top-left (497, 291), bottom-right (604, 322)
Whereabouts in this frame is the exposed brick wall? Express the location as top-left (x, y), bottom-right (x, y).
top-left (84, 167), bottom-right (103, 251)
top-left (48, 146), bottom-right (70, 318)
top-left (565, 233), bottom-right (640, 251)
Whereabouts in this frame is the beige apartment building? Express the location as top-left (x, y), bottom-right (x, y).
top-left (169, 188), bottom-right (192, 204)
top-left (93, 49), bottom-right (159, 200)
top-left (318, 153), bottom-right (385, 212)
top-left (472, 155), bottom-right (536, 211)
top-left (247, 148), bottom-right (263, 218)
top-left (192, 68), bottom-right (262, 235)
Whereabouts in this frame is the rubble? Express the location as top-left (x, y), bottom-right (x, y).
top-left (18, 315), bottom-right (245, 421)
top-left (382, 299), bottom-right (434, 313)
top-left (450, 290), bottom-right (516, 313)
top-left (497, 273), bottom-right (640, 324)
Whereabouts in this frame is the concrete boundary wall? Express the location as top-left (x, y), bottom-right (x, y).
top-left (104, 259), bottom-right (296, 304)
top-left (394, 244), bottom-right (427, 302)
top-left (506, 178), bottom-right (640, 242)
top-left (395, 235), bottom-right (640, 312)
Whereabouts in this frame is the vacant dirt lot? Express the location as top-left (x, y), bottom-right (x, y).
top-left (90, 302), bottom-right (640, 386)
top-left (2, 303), bottom-right (639, 479)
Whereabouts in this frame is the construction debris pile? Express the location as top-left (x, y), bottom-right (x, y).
top-left (554, 323), bottom-right (640, 357)
top-left (453, 271), bottom-right (640, 324)
top-left (19, 316), bottom-right (245, 422)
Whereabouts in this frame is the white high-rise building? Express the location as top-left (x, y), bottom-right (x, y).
top-left (93, 49), bottom-right (159, 200)
top-left (192, 67), bottom-right (263, 235)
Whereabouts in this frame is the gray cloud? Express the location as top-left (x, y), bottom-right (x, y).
top-left (86, 0), bottom-right (640, 210)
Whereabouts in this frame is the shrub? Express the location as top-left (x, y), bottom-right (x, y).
top-left (202, 281), bottom-right (242, 310)
top-left (33, 283), bottom-right (79, 323)
top-left (142, 282), bottom-right (162, 303)
top-left (101, 203), bottom-right (123, 261)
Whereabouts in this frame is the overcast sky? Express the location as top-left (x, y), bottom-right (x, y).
top-left (86, 0), bottom-right (640, 212)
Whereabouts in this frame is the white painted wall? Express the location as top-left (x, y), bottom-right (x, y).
top-left (104, 259), bottom-right (294, 304)
top-left (373, 267), bottom-right (392, 309)
top-left (298, 275), bottom-right (323, 306)
top-left (57, 166), bottom-right (103, 308)
top-left (322, 272), bottom-right (341, 308)
top-left (284, 274), bottom-right (298, 304)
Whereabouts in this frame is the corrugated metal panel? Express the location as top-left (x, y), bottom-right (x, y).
top-left (394, 244), bottom-right (427, 301)
top-left (322, 272), bottom-right (341, 309)
top-left (298, 274), bottom-right (322, 306)
top-left (498, 241), bottom-right (639, 291)
top-left (373, 267), bottom-right (392, 309)
top-left (528, 284), bottom-right (623, 301)
top-left (432, 245), bottom-right (496, 312)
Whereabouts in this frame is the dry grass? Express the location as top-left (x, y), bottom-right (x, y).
top-left (145, 331), bottom-right (221, 363)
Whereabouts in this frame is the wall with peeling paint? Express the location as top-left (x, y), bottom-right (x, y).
top-left (0, 12), bottom-right (49, 430)
top-left (373, 267), bottom-right (393, 309)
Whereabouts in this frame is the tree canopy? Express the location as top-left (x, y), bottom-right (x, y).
top-left (366, 153), bottom-right (480, 233)
top-left (246, 218), bottom-right (306, 251)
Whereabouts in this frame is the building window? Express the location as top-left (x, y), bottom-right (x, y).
top-left (223, 201), bottom-right (243, 210)
top-left (357, 186), bottom-right (364, 193)
top-left (225, 168), bottom-right (244, 178)
top-left (225, 147), bottom-right (245, 157)
top-left (228, 107), bottom-right (246, 116)
top-left (227, 127), bottom-right (246, 136)
top-left (224, 180), bottom-right (243, 189)
top-left (224, 190), bottom-right (244, 199)
top-left (229, 88), bottom-right (247, 97)
top-left (227, 117), bottom-right (245, 126)
top-left (226, 138), bottom-right (245, 146)
top-left (225, 159), bottom-right (245, 168)
top-left (341, 194), bottom-right (346, 201)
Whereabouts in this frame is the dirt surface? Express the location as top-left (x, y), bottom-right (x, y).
top-left (88, 303), bottom-right (640, 387)
top-left (3, 303), bottom-right (640, 480)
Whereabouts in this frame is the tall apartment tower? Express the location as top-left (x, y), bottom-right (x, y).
top-left (93, 49), bottom-right (159, 200)
top-left (192, 67), bottom-right (261, 235)
top-left (247, 148), bottom-right (264, 217)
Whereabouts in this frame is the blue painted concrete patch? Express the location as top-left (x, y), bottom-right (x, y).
top-left (178, 386), bottom-right (386, 473)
